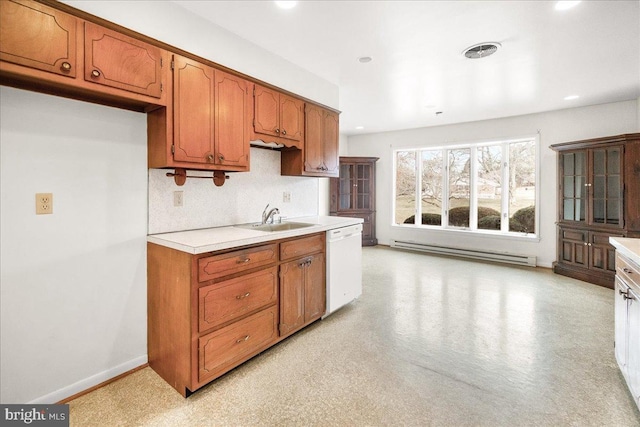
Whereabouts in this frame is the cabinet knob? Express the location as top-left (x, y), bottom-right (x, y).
top-left (60, 62), bottom-right (72, 72)
top-left (207, 154), bottom-right (214, 162)
top-left (623, 267), bottom-right (633, 274)
top-left (91, 69), bottom-right (101, 78)
top-left (275, 128), bottom-right (280, 134)
top-left (219, 154), bottom-right (225, 161)
top-left (584, 183), bottom-right (592, 187)
top-left (282, 129), bottom-right (287, 136)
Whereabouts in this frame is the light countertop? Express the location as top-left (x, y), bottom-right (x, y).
top-left (147, 216), bottom-right (363, 254)
top-left (610, 237), bottom-right (640, 266)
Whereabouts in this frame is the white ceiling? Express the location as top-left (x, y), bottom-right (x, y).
top-left (172, 1), bottom-right (640, 136)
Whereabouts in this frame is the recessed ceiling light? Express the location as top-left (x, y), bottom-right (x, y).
top-left (275, 1), bottom-right (297, 10)
top-left (358, 56), bottom-right (373, 63)
top-left (555, 1), bottom-right (581, 11)
top-left (462, 42), bottom-right (501, 59)
top-left (564, 95), bottom-right (580, 100)
top-left (355, 126), bottom-right (365, 130)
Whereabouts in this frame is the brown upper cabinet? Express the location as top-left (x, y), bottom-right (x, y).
top-left (148, 55), bottom-right (251, 171)
top-left (0, 0), bottom-right (78, 78)
top-left (281, 104), bottom-right (339, 178)
top-left (0, 0), bottom-right (169, 110)
top-left (84, 22), bottom-right (163, 99)
top-left (253, 84), bottom-right (304, 148)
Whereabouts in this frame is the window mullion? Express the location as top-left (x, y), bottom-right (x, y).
top-left (470, 147), bottom-right (478, 230)
top-left (501, 143), bottom-right (510, 232)
top-left (442, 149), bottom-right (449, 227)
top-left (416, 150), bottom-right (422, 225)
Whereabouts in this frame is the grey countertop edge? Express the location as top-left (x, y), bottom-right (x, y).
top-left (610, 237), bottom-right (640, 266)
top-left (147, 216), bottom-right (364, 254)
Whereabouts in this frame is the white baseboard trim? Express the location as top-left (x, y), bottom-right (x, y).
top-left (28, 355), bottom-right (148, 404)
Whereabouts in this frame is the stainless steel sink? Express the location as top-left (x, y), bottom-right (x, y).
top-left (235, 222), bottom-right (315, 232)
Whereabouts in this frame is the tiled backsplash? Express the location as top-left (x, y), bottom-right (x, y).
top-left (148, 147), bottom-right (319, 234)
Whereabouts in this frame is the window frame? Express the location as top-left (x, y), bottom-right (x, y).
top-left (392, 135), bottom-right (540, 241)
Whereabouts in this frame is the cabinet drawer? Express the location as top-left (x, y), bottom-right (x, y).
top-left (198, 244), bottom-right (277, 282)
top-left (617, 253), bottom-right (640, 290)
top-left (280, 233), bottom-right (324, 262)
top-left (198, 267), bottom-right (277, 332)
top-left (562, 229), bottom-right (587, 242)
top-left (198, 305), bottom-right (277, 382)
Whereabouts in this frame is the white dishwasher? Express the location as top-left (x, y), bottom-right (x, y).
top-left (324, 223), bottom-right (363, 317)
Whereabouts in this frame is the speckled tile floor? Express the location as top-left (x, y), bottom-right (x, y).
top-left (69, 246), bottom-right (640, 426)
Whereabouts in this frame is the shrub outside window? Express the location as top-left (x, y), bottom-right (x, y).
top-left (394, 137), bottom-right (538, 237)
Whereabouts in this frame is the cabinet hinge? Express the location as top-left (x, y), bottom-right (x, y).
top-left (171, 144), bottom-right (175, 154)
top-left (160, 83), bottom-right (163, 92)
top-left (160, 57), bottom-right (163, 68)
top-left (171, 60), bottom-right (175, 70)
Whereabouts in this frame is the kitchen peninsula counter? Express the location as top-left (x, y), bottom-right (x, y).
top-left (147, 216), bottom-right (363, 254)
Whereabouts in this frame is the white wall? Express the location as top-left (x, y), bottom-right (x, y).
top-left (347, 100), bottom-right (638, 268)
top-left (0, 87), bottom-right (148, 403)
top-left (1, 2), bottom-right (338, 404)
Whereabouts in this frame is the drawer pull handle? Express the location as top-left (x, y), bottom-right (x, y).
top-left (236, 335), bottom-right (250, 343)
top-left (622, 268), bottom-right (633, 274)
top-left (236, 258), bottom-right (251, 264)
top-left (236, 292), bottom-right (250, 299)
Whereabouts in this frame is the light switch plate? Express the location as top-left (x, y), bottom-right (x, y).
top-left (36, 193), bottom-right (53, 215)
top-left (283, 191), bottom-right (291, 203)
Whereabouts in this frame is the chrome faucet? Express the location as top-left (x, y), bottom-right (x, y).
top-left (262, 204), bottom-right (280, 224)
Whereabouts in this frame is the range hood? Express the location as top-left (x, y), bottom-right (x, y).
top-left (250, 140), bottom-right (286, 150)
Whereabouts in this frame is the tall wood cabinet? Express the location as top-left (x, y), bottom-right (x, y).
top-left (330, 157), bottom-right (379, 246)
top-left (551, 133), bottom-right (640, 288)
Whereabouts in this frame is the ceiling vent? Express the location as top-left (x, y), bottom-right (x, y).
top-left (463, 42), bottom-right (501, 59)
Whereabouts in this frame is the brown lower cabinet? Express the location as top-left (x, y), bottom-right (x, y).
top-left (147, 232), bottom-right (326, 397)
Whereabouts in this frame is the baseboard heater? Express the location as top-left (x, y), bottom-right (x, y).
top-left (390, 240), bottom-right (537, 267)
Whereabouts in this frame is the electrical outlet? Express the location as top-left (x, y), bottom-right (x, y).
top-left (36, 193), bottom-right (53, 215)
top-left (173, 191), bottom-right (184, 207)
top-left (283, 191), bottom-right (291, 203)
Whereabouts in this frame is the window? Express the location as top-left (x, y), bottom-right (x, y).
top-left (394, 137), bottom-right (538, 237)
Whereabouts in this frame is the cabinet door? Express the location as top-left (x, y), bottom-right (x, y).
top-left (0, 0), bottom-right (77, 78)
top-left (559, 228), bottom-right (588, 267)
top-left (214, 69), bottom-right (250, 169)
top-left (84, 22), bottom-right (163, 98)
top-left (173, 55), bottom-right (215, 164)
top-left (253, 85), bottom-right (279, 138)
top-left (627, 287), bottom-right (640, 402)
top-left (561, 151), bottom-right (587, 223)
top-left (589, 232), bottom-right (621, 273)
top-left (279, 94), bottom-right (303, 142)
top-left (355, 162), bottom-right (373, 210)
top-left (304, 253), bottom-right (326, 323)
top-left (615, 277), bottom-right (629, 369)
top-left (590, 146), bottom-right (623, 227)
top-left (322, 110), bottom-right (339, 175)
top-left (279, 260), bottom-right (305, 336)
top-left (304, 104), bottom-right (325, 172)
top-left (338, 164), bottom-right (355, 210)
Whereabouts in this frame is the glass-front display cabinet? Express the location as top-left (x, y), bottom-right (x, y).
top-left (330, 157), bottom-right (379, 246)
top-left (552, 134), bottom-right (640, 288)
